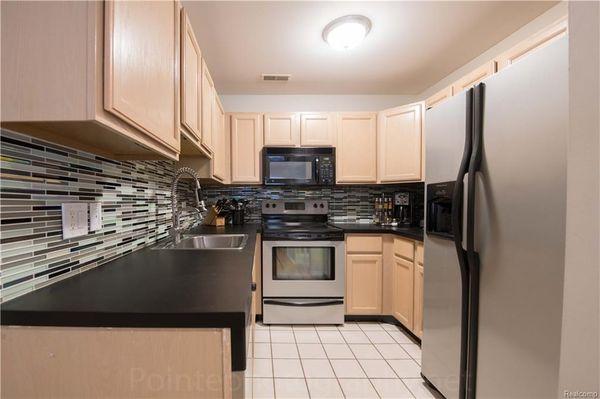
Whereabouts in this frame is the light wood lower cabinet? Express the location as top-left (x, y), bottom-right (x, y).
top-left (1, 0), bottom-right (181, 160)
top-left (336, 113), bottom-right (378, 184)
top-left (346, 254), bottom-right (383, 315)
top-left (230, 113), bottom-right (263, 184)
top-left (1, 326), bottom-right (233, 398)
top-left (392, 255), bottom-right (414, 330)
top-left (413, 261), bottom-right (424, 338)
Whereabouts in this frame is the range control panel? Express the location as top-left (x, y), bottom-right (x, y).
top-left (261, 200), bottom-right (329, 215)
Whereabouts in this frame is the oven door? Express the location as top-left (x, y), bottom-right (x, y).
top-left (262, 240), bottom-right (345, 298)
top-left (263, 155), bottom-right (318, 185)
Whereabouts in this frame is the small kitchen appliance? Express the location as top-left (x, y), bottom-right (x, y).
top-left (261, 199), bottom-right (345, 324)
top-left (263, 147), bottom-right (335, 186)
top-left (394, 191), bottom-right (416, 227)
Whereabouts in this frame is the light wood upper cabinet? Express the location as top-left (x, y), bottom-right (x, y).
top-left (230, 113), bottom-right (263, 184)
top-left (201, 59), bottom-right (215, 155)
top-left (336, 112), bottom-right (377, 183)
top-left (413, 243), bottom-right (424, 338)
top-left (212, 96), bottom-right (227, 182)
top-left (104, 0), bottom-right (179, 152)
top-left (378, 103), bottom-right (423, 183)
top-left (451, 61), bottom-right (496, 95)
top-left (179, 8), bottom-right (202, 151)
top-left (263, 113), bottom-right (300, 147)
top-left (346, 254), bottom-right (383, 315)
top-left (495, 16), bottom-right (567, 71)
top-left (300, 113), bottom-right (336, 147)
top-left (392, 255), bottom-right (414, 330)
top-left (425, 86), bottom-right (453, 110)
top-left (1, 1), bottom-right (181, 160)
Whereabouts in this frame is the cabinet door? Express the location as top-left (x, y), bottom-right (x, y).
top-left (393, 255), bottom-right (414, 329)
top-left (413, 261), bottom-right (424, 338)
top-left (346, 254), bottom-right (383, 315)
top-left (104, 0), bottom-right (179, 151)
top-left (263, 113), bottom-right (299, 146)
top-left (425, 86), bottom-right (453, 110)
top-left (231, 113), bottom-right (262, 184)
top-left (212, 95), bottom-right (226, 182)
top-left (201, 59), bottom-right (215, 154)
top-left (378, 103), bottom-right (422, 182)
top-left (180, 9), bottom-right (201, 146)
top-left (451, 61), bottom-right (495, 95)
top-left (336, 113), bottom-right (377, 183)
top-left (495, 17), bottom-right (567, 71)
top-left (300, 113), bottom-right (335, 146)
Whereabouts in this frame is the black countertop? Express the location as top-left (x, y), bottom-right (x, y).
top-left (332, 223), bottom-right (424, 241)
top-left (0, 224), bottom-right (260, 372)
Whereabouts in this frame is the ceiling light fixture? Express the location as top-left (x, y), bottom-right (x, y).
top-left (322, 15), bottom-right (372, 50)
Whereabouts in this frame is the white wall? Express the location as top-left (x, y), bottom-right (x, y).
top-left (220, 94), bottom-right (416, 113)
top-left (418, 2), bottom-right (568, 100)
top-left (558, 1), bottom-right (600, 396)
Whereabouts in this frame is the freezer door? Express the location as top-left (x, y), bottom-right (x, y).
top-left (475, 38), bottom-right (568, 398)
top-left (422, 91), bottom-right (468, 399)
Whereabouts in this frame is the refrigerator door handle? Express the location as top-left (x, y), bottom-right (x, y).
top-left (465, 82), bottom-right (485, 399)
top-left (451, 88), bottom-right (474, 399)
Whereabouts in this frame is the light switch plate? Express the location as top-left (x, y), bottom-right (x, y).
top-left (61, 203), bottom-right (89, 239)
top-left (89, 202), bottom-right (102, 231)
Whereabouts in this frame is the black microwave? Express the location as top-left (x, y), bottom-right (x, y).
top-left (263, 147), bottom-right (335, 186)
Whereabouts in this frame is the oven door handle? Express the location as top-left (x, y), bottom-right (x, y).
top-left (264, 299), bottom-right (344, 307)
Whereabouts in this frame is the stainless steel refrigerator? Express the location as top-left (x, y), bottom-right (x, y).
top-left (422, 37), bottom-right (568, 399)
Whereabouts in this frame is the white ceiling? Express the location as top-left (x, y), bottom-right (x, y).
top-left (183, 1), bottom-right (557, 95)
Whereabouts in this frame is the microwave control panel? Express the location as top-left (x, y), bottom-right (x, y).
top-left (317, 156), bottom-right (335, 185)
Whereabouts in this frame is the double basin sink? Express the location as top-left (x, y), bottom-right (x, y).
top-left (154, 234), bottom-right (248, 250)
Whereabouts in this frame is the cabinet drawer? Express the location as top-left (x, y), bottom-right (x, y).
top-left (393, 237), bottom-right (414, 260)
top-left (346, 235), bottom-right (383, 253)
top-left (415, 243), bottom-right (424, 265)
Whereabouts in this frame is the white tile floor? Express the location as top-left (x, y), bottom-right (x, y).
top-left (245, 321), bottom-right (442, 399)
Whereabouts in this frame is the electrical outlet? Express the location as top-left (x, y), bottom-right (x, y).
top-left (89, 202), bottom-right (102, 231)
top-left (61, 203), bottom-right (89, 239)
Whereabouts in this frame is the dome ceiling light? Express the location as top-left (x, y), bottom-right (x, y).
top-left (322, 15), bottom-right (372, 50)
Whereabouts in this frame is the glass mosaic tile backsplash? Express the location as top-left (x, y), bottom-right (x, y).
top-left (0, 128), bottom-right (424, 302)
top-left (0, 129), bottom-right (194, 302)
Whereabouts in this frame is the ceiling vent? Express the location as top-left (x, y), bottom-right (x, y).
top-left (262, 74), bottom-right (291, 82)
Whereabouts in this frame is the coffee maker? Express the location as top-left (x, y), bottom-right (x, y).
top-left (394, 192), bottom-right (415, 227)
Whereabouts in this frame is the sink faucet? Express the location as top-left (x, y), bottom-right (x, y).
top-left (171, 167), bottom-right (207, 243)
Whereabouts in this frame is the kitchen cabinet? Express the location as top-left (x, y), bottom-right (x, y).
top-left (263, 113), bottom-right (300, 147)
top-left (425, 86), bottom-right (453, 110)
top-left (346, 234), bottom-right (383, 315)
top-left (300, 113), bottom-right (336, 146)
top-left (346, 254), bottom-right (383, 315)
top-left (451, 61), bottom-right (496, 95)
top-left (179, 8), bottom-right (207, 156)
top-left (392, 255), bottom-right (414, 330)
top-left (413, 243), bottom-right (424, 338)
top-left (1, 0), bottom-right (180, 160)
top-left (230, 113), bottom-right (263, 184)
top-left (212, 97), bottom-right (228, 182)
top-left (336, 112), bottom-right (378, 183)
top-left (200, 59), bottom-right (215, 155)
top-left (378, 103), bottom-right (423, 182)
top-left (495, 16), bottom-right (567, 71)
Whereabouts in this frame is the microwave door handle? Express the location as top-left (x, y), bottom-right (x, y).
top-left (315, 158), bottom-right (320, 183)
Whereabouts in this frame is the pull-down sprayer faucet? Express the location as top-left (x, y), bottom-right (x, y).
top-left (170, 167), bottom-right (207, 243)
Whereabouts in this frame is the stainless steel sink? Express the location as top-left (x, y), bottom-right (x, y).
top-left (154, 234), bottom-right (248, 250)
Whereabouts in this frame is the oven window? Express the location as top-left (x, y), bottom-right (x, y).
top-left (272, 247), bottom-right (335, 280)
top-left (269, 161), bottom-right (313, 180)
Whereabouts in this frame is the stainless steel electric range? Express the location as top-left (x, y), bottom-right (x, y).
top-left (261, 200), bottom-right (345, 325)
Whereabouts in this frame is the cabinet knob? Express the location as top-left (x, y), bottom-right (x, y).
top-left (251, 282), bottom-right (257, 292)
